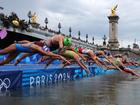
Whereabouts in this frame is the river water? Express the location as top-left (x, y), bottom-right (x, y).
top-left (1, 71), bottom-right (140, 105)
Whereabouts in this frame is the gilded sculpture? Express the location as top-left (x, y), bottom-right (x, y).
top-left (111, 4), bottom-right (118, 16)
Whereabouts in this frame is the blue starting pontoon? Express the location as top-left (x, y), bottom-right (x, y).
top-left (0, 63), bottom-right (118, 91)
top-left (0, 53), bottom-right (139, 91)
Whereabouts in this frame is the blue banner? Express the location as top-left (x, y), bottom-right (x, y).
top-left (0, 71), bottom-right (22, 91)
top-left (22, 67), bottom-right (78, 88)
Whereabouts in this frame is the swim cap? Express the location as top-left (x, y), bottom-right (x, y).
top-left (63, 37), bottom-right (72, 46)
top-left (78, 47), bottom-right (84, 53)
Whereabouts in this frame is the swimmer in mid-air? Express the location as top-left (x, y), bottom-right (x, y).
top-left (0, 40), bottom-right (70, 65)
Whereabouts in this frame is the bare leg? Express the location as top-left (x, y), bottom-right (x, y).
top-left (88, 51), bottom-right (108, 69)
top-left (61, 59), bottom-right (74, 68)
top-left (37, 56), bottom-right (50, 64)
top-left (106, 65), bottom-right (116, 70)
top-left (0, 44), bottom-right (16, 55)
top-left (62, 50), bottom-right (90, 74)
top-left (14, 53), bottom-right (33, 66)
top-left (73, 55), bottom-right (90, 74)
top-left (0, 51), bottom-right (19, 65)
top-left (123, 68), bottom-right (140, 77)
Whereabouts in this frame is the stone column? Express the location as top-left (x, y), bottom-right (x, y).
top-left (108, 15), bottom-right (119, 49)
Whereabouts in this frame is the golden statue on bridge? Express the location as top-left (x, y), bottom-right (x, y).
top-left (111, 4), bottom-right (118, 16)
top-left (31, 12), bottom-right (37, 23)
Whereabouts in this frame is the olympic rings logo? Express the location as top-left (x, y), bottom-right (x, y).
top-left (0, 78), bottom-right (11, 91)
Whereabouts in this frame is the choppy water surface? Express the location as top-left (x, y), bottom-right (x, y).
top-left (1, 71), bottom-right (140, 105)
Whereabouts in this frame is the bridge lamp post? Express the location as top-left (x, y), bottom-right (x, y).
top-left (58, 22), bottom-right (61, 34)
top-left (27, 11), bottom-right (32, 24)
top-left (86, 34), bottom-right (88, 43)
top-left (92, 36), bottom-right (94, 45)
top-left (78, 31), bottom-right (81, 40)
top-left (103, 35), bottom-right (107, 46)
top-left (69, 27), bottom-right (72, 37)
top-left (45, 17), bottom-right (48, 29)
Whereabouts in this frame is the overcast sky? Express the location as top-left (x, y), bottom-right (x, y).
top-left (1, 0), bottom-right (140, 47)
